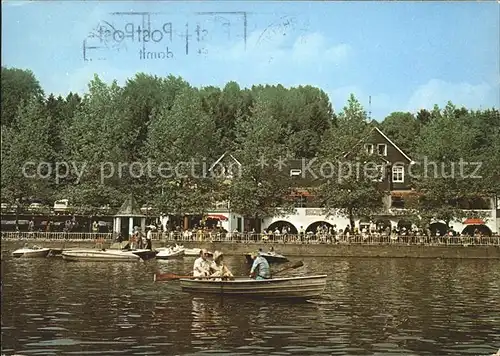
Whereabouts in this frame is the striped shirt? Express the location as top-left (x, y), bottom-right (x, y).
top-left (250, 256), bottom-right (271, 279)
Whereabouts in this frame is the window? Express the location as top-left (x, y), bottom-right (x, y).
top-left (377, 144), bottom-right (387, 156)
top-left (392, 166), bottom-right (404, 183)
top-left (364, 144), bottom-right (374, 154)
top-left (290, 169), bottom-right (302, 177)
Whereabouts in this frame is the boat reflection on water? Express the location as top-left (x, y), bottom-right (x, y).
top-left (191, 297), bottom-right (225, 340)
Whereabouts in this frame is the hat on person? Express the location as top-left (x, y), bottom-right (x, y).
top-left (213, 250), bottom-right (223, 260)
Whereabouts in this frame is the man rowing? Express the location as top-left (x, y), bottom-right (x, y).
top-left (249, 251), bottom-right (271, 280)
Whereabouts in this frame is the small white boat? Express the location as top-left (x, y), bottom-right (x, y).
top-left (12, 246), bottom-right (51, 258)
top-left (184, 247), bottom-right (202, 256)
top-left (126, 249), bottom-right (157, 261)
top-left (173, 245), bottom-right (213, 257)
top-left (61, 249), bottom-right (141, 262)
top-left (156, 246), bottom-right (185, 259)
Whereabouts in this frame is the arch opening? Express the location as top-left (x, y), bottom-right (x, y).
top-left (429, 222), bottom-right (448, 236)
top-left (461, 224), bottom-right (492, 237)
top-left (306, 221), bottom-right (334, 233)
top-left (397, 220), bottom-right (413, 231)
top-left (266, 221), bottom-right (298, 234)
top-left (375, 219), bottom-right (392, 231)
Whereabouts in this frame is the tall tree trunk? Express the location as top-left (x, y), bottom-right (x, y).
top-left (348, 208), bottom-right (355, 233)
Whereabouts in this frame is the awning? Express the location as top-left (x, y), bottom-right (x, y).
top-left (463, 218), bottom-right (485, 225)
top-left (206, 214), bottom-right (228, 221)
top-left (290, 188), bottom-right (313, 197)
top-left (391, 190), bottom-right (418, 197)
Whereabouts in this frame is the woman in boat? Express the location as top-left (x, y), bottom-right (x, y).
top-left (193, 249), bottom-right (212, 278)
top-left (210, 251), bottom-right (234, 280)
top-left (249, 251), bottom-right (271, 280)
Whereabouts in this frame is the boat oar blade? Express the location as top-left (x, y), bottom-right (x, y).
top-left (154, 273), bottom-right (187, 281)
top-left (273, 261), bottom-right (304, 276)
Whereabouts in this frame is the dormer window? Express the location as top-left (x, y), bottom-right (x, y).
top-left (290, 169), bottom-right (302, 177)
top-left (377, 144), bottom-right (387, 156)
top-left (364, 144), bottom-right (374, 155)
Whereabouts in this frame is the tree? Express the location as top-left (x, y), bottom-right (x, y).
top-left (143, 87), bottom-right (219, 217)
top-left (409, 102), bottom-right (488, 227)
top-left (228, 95), bottom-right (296, 231)
top-left (1, 67), bottom-right (44, 127)
top-left (60, 75), bottom-right (137, 211)
top-left (1, 98), bottom-right (54, 210)
top-left (122, 73), bottom-right (190, 161)
top-left (316, 94), bottom-right (386, 229)
top-left (380, 112), bottom-right (420, 156)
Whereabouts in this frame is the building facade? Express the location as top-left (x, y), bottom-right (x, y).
top-left (206, 127), bottom-right (498, 236)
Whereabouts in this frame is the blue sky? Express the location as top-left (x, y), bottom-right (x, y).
top-left (2, 1), bottom-right (499, 120)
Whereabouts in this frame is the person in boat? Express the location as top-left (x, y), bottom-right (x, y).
top-left (268, 246), bottom-right (275, 255)
top-left (249, 251), bottom-right (271, 280)
top-left (210, 251), bottom-right (234, 280)
top-left (193, 249), bottom-right (212, 278)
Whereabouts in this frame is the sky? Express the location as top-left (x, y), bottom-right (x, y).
top-left (2, 1), bottom-right (499, 120)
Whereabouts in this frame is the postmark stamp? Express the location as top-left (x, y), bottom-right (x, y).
top-left (82, 11), bottom-right (249, 62)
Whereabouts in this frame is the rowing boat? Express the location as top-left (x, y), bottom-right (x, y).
top-left (179, 275), bottom-right (327, 299)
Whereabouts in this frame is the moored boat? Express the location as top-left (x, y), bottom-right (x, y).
top-left (61, 249), bottom-right (141, 262)
top-left (12, 246), bottom-right (51, 258)
top-left (156, 247), bottom-right (185, 259)
top-left (126, 249), bottom-right (157, 261)
top-left (184, 247), bottom-right (202, 256)
top-left (179, 275), bottom-right (327, 299)
top-left (245, 251), bottom-right (289, 264)
top-left (175, 246), bottom-right (213, 257)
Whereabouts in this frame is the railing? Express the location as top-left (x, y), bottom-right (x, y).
top-left (2, 231), bottom-right (499, 246)
top-left (0, 232), bottom-right (114, 242)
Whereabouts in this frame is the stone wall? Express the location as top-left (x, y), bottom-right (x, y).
top-left (2, 240), bottom-right (499, 259)
top-left (179, 242), bottom-right (500, 259)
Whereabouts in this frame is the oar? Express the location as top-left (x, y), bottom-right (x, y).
top-left (154, 273), bottom-right (198, 282)
top-left (153, 273), bottom-right (230, 282)
top-left (272, 261), bottom-right (304, 276)
top-left (153, 261), bottom-right (304, 282)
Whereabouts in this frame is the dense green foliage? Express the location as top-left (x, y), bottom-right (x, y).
top-left (1, 67), bottom-right (499, 228)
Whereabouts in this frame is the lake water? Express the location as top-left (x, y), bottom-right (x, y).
top-left (2, 246), bottom-right (500, 355)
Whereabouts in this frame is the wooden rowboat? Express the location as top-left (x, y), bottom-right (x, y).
top-left (179, 275), bottom-right (327, 299)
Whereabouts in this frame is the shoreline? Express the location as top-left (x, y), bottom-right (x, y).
top-left (2, 239), bottom-right (499, 259)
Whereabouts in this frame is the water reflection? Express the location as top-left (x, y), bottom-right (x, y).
top-left (2, 242), bottom-right (500, 355)
top-left (191, 297), bottom-right (225, 341)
